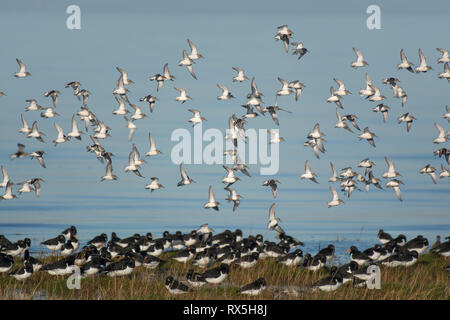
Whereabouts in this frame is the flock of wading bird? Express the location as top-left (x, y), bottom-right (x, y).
top-left (0, 24), bottom-right (449, 295)
top-left (0, 225), bottom-right (449, 295)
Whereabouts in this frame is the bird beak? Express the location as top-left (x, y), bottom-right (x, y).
top-left (73, 235), bottom-right (78, 240)
top-left (344, 249), bottom-right (351, 253)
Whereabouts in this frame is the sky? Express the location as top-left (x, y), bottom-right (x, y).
top-left (0, 0), bottom-right (449, 254)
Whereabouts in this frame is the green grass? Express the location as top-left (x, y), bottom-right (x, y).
top-left (0, 253), bottom-right (448, 300)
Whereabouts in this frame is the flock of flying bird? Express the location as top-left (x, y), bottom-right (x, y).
top-left (0, 25), bottom-right (449, 282)
top-left (1, 225), bottom-right (449, 295)
top-left (0, 25), bottom-right (449, 216)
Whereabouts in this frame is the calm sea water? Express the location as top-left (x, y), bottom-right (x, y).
top-left (0, 1), bottom-right (449, 262)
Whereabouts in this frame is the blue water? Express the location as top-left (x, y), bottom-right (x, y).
top-left (0, 1), bottom-right (449, 260)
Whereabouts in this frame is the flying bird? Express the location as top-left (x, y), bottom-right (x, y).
top-left (145, 177), bottom-right (164, 192)
top-left (262, 179), bottom-right (280, 198)
top-left (300, 160), bottom-right (318, 183)
top-left (204, 185), bottom-right (219, 211)
top-left (420, 165), bottom-right (437, 184)
top-left (145, 133), bottom-right (162, 157)
top-left (436, 48), bottom-right (450, 63)
top-left (232, 67), bottom-right (248, 82)
top-left (415, 49), bottom-right (432, 73)
top-left (178, 50), bottom-right (197, 80)
top-left (225, 187), bottom-right (242, 212)
top-left (291, 42), bottom-right (308, 60)
top-left (188, 109), bottom-right (206, 126)
top-left (29, 151), bottom-right (46, 168)
top-left (397, 49), bottom-right (414, 73)
top-left (383, 157), bottom-right (401, 179)
top-left (275, 25), bottom-right (293, 53)
top-left (267, 203), bottom-right (284, 234)
top-left (27, 121), bottom-right (45, 143)
top-left (10, 144), bottom-right (28, 159)
top-left (358, 127), bottom-right (377, 147)
top-left (433, 123), bottom-right (448, 144)
top-left (177, 164), bottom-right (194, 186)
top-left (139, 95), bottom-right (158, 113)
top-left (0, 181), bottom-right (16, 201)
top-left (351, 48), bottom-right (368, 68)
top-left (386, 179), bottom-right (404, 201)
top-left (372, 104), bottom-right (390, 123)
top-left (187, 39), bottom-right (203, 60)
top-left (334, 109), bottom-right (353, 133)
top-left (328, 186), bottom-right (343, 208)
top-left (14, 59), bottom-right (31, 78)
top-left (398, 113), bottom-right (416, 132)
top-left (174, 87), bottom-right (191, 104)
top-left (217, 84), bottom-right (234, 100)
top-left (101, 160), bottom-right (118, 181)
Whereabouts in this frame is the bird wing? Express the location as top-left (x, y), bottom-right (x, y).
top-left (180, 164), bottom-right (188, 180)
top-left (418, 49), bottom-right (427, 67)
top-left (1, 166), bottom-right (8, 181)
top-left (268, 203), bottom-right (276, 220)
top-left (394, 186), bottom-right (402, 201)
top-left (217, 84), bottom-right (228, 94)
top-left (330, 186), bottom-right (338, 201)
top-left (435, 123), bottom-right (445, 138)
top-left (330, 162), bottom-right (337, 177)
top-left (400, 49), bottom-right (408, 63)
top-left (37, 156), bottom-right (46, 168)
top-left (163, 63), bottom-right (170, 76)
top-left (187, 39), bottom-right (198, 55)
top-left (365, 73), bottom-right (372, 86)
top-left (353, 48), bottom-right (363, 62)
top-left (106, 161), bottom-right (113, 176)
top-left (305, 160), bottom-right (311, 173)
top-left (334, 78), bottom-right (345, 90)
top-left (336, 108), bottom-right (342, 122)
top-left (16, 58), bottom-right (26, 73)
top-left (71, 115), bottom-right (78, 132)
top-left (186, 65), bottom-right (197, 80)
top-left (208, 186), bottom-right (216, 202)
top-left (278, 77), bottom-right (288, 89)
top-left (21, 114), bottom-right (29, 129)
top-left (54, 123), bottom-right (64, 138)
top-left (149, 133), bottom-right (156, 150)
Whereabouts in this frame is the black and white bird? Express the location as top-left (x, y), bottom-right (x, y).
top-left (41, 256), bottom-right (76, 276)
top-left (202, 263), bottom-right (230, 284)
top-left (103, 256), bottom-right (135, 277)
top-left (204, 185), bottom-right (219, 211)
top-left (186, 269), bottom-right (207, 287)
top-left (291, 42), bottom-right (308, 60)
top-left (345, 246), bottom-right (370, 266)
top-left (312, 273), bottom-right (343, 292)
top-left (262, 179), bottom-right (280, 198)
top-left (165, 276), bottom-right (191, 294)
top-left (41, 234), bottom-right (66, 251)
top-left (238, 278), bottom-right (267, 295)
